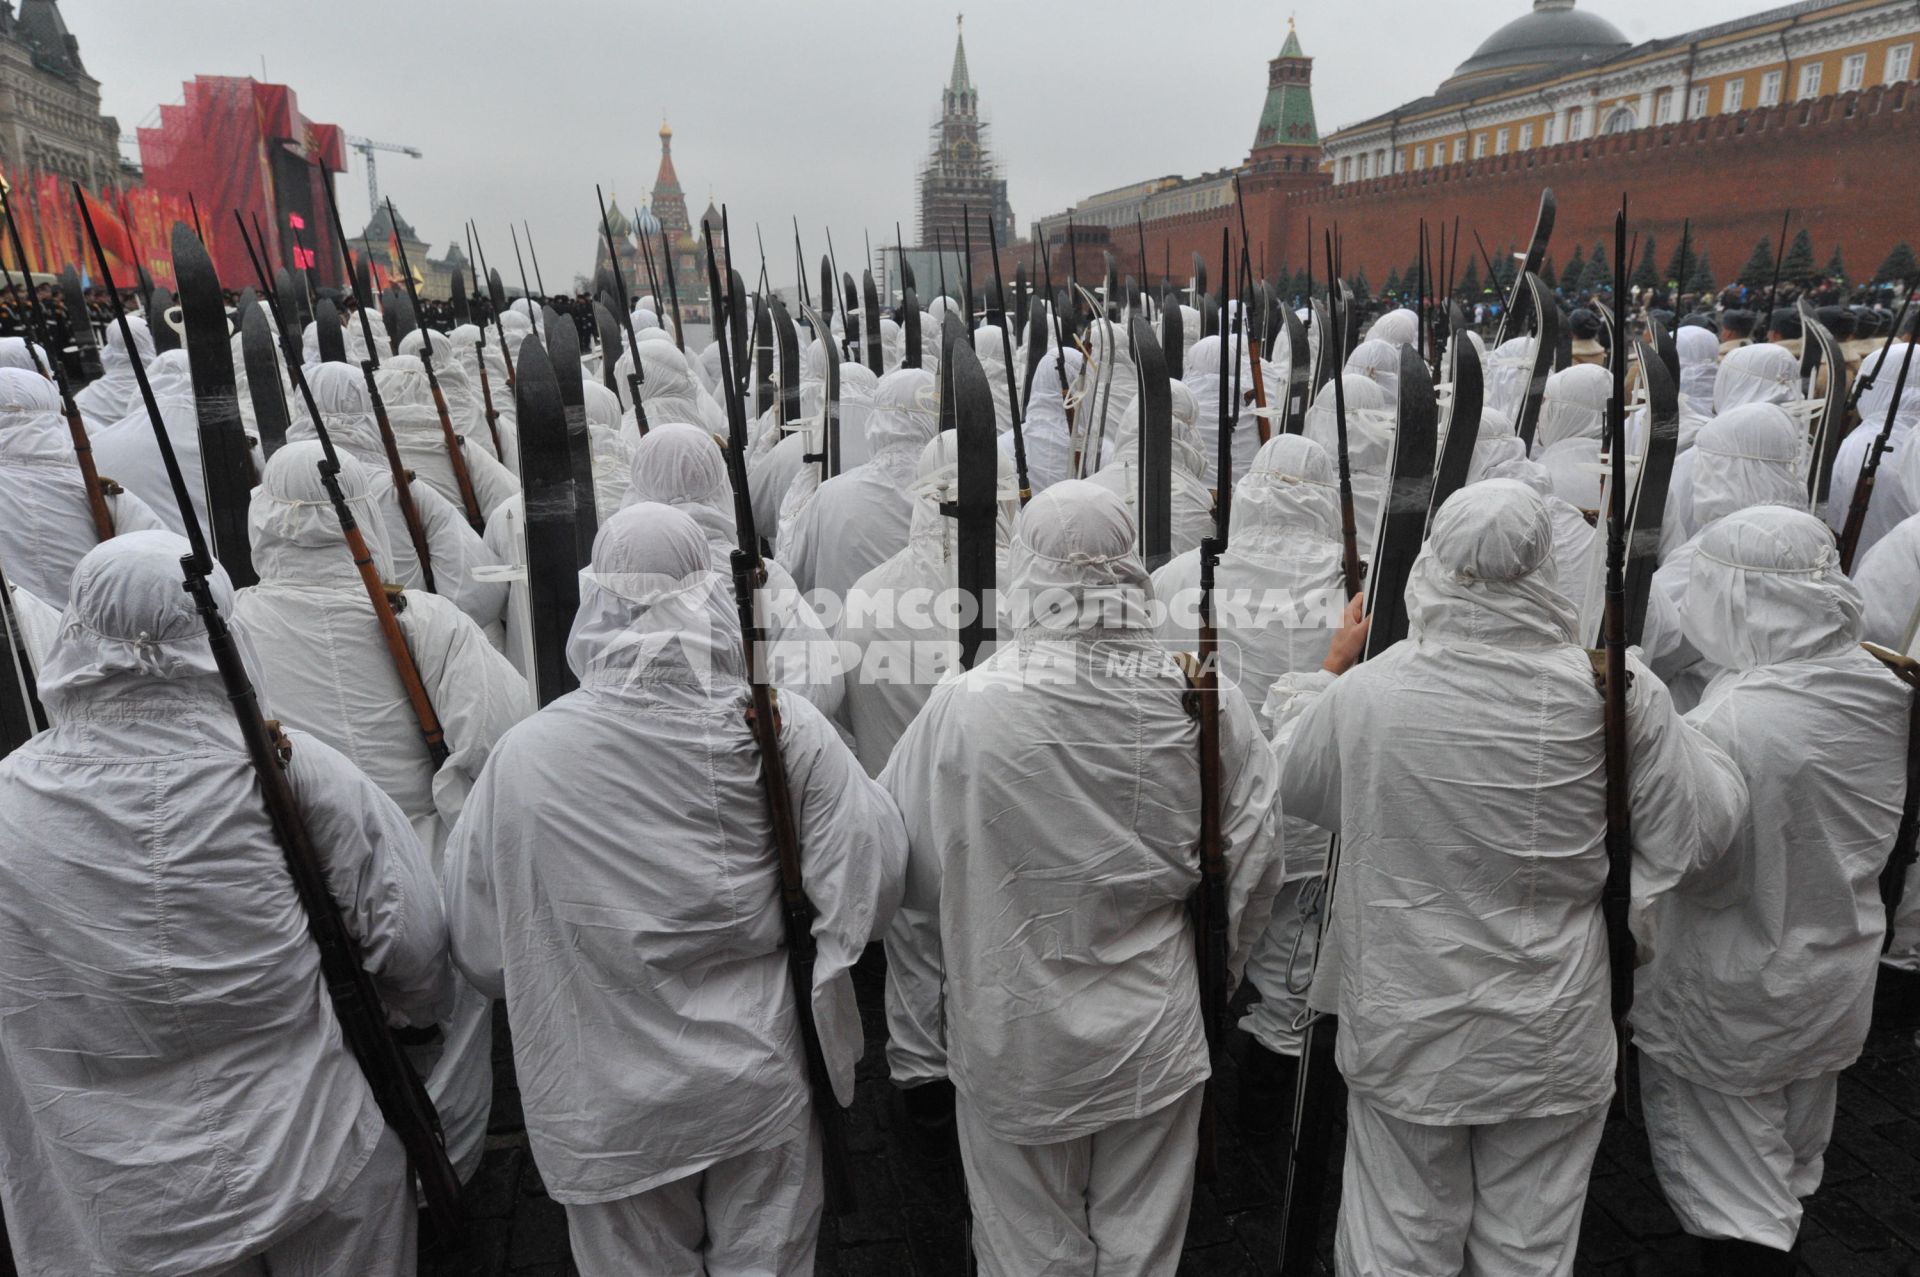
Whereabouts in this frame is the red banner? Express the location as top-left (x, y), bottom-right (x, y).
top-left (0, 167), bottom-right (209, 291)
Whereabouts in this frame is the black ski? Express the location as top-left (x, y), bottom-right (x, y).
top-left (513, 332), bottom-right (582, 708)
top-left (903, 287), bottom-right (923, 369)
top-left (1800, 303), bottom-right (1850, 505)
top-left (863, 268), bottom-right (883, 375)
top-left (1514, 272), bottom-right (1559, 453)
top-left (1623, 334), bottom-right (1680, 645)
top-left (1133, 316), bottom-right (1173, 570)
top-left (172, 222), bottom-right (256, 585)
top-left (543, 310), bottom-right (599, 566)
top-left (1281, 302), bottom-right (1311, 436)
top-left (1491, 188), bottom-right (1556, 348)
top-left (241, 303), bottom-right (291, 460)
top-left (1162, 294), bottom-right (1185, 382)
top-left (948, 335), bottom-right (997, 670)
top-left (1428, 336), bottom-right (1483, 522)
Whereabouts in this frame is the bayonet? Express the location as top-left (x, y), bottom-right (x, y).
top-left (510, 223), bottom-right (538, 339)
top-left (595, 185), bottom-right (650, 433)
top-left (468, 221), bottom-right (516, 389)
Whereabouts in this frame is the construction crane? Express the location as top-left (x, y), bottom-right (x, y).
top-left (345, 135), bottom-right (423, 212)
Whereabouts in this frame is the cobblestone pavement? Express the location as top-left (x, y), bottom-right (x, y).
top-left (423, 968), bottom-right (1920, 1277)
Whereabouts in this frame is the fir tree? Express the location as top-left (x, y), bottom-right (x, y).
top-left (1876, 243), bottom-right (1918, 287)
top-left (1384, 267), bottom-right (1403, 299)
top-left (1631, 237), bottom-right (1660, 290)
top-left (1562, 245), bottom-right (1585, 294)
top-left (1824, 246), bottom-right (1847, 285)
top-left (1780, 228), bottom-right (1816, 284)
top-left (1459, 256), bottom-right (1481, 297)
top-left (1539, 254), bottom-right (1558, 289)
top-left (1581, 242), bottom-right (1612, 295)
top-left (1348, 270), bottom-right (1373, 306)
top-left (1686, 251), bottom-right (1716, 297)
top-left (1738, 237), bottom-right (1777, 288)
top-left (1665, 237), bottom-right (1695, 290)
top-left (1291, 267), bottom-right (1313, 301)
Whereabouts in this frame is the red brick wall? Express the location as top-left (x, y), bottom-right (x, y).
top-left (1282, 83), bottom-right (1920, 295)
top-left (975, 83), bottom-right (1920, 305)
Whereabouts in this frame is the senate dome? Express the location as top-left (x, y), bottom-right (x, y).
top-left (1443, 0), bottom-right (1631, 91)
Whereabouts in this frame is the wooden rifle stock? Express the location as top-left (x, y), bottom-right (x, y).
top-left (1181, 537), bottom-right (1230, 1183)
top-left (232, 209), bottom-right (450, 771)
top-left (361, 360), bottom-right (438, 593)
top-left (386, 206), bottom-right (485, 532)
top-left (324, 463), bottom-right (449, 769)
top-left (709, 230), bottom-right (858, 1214)
top-left (473, 337), bottom-right (504, 457)
top-left (421, 350), bottom-right (485, 530)
top-left (62, 394), bottom-right (116, 542)
top-left (728, 550), bottom-right (857, 1216)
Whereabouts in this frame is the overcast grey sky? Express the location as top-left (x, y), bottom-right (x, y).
top-left (67, 0), bottom-right (1762, 284)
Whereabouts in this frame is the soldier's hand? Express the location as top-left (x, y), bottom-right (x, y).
top-left (1322, 593), bottom-right (1370, 675)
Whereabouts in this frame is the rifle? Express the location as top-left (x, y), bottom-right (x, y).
top-left (1180, 536), bottom-right (1228, 1183)
top-left (76, 186), bottom-right (463, 1236)
top-left (319, 179), bottom-right (437, 592)
top-left (510, 224), bottom-right (539, 341)
top-left (457, 232), bottom-right (504, 458)
top-left (1845, 288), bottom-right (1915, 425)
top-left (233, 212), bottom-right (451, 773)
top-left (1039, 237), bottom-right (1076, 460)
top-left (704, 231), bottom-right (857, 1217)
top-left (468, 222), bottom-right (516, 390)
top-left (1838, 320), bottom-right (1919, 572)
top-left (1233, 177), bottom-right (1272, 445)
top-left (523, 221), bottom-right (547, 300)
top-left (1599, 203), bottom-right (1637, 1119)
top-left (1325, 231), bottom-right (1362, 598)
top-left (595, 185), bottom-right (650, 434)
top-left (389, 200), bottom-right (485, 532)
top-left (1217, 231), bottom-right (1239, 535)
top-left (636, 213), bottom-right (663, 310)
top-left (0, 182), bottom-right (112, 542)
top-left (656, 223), bottom-right (684, 354)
